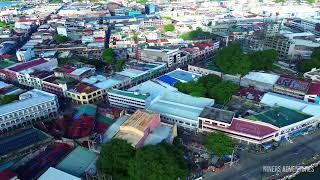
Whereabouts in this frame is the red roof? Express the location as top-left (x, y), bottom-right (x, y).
top-left (229, 118), bottom-right (277, 137)
top-left (73, 83), bottom-right (97, 94)
top-left (95, 37), bottom-right (105, 42)
top-left (0, 169), bottom-right (17, 180)
top-left (59, 67), bottom-right (77, 74)
top-left (235, 86), bottom-right (265, 101)
top-left (82, 29), bottom-right (93, 34)
top-left (0, 54), bottom-right (11, 59)
top-left (16, 19), bottom-right (37, 23)
top-left (9, 59), bottom-right (47, 72)
top-left (307, 82), bottom-right (320, 96)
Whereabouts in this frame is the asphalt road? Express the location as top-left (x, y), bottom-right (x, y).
top-left (203, 130), bottom-right (320, 180)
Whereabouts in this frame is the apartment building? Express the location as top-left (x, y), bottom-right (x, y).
top-left (0, 89), bottom-right (59, 132)
top-left (140, 46), bottom-right (188, 67)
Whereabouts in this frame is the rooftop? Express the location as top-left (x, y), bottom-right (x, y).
top-left (0, 128), bottom-right (50, 156)
top-left (0, 89), bottom-right (56, 116)
top-left (108, 89), bottom-right (149, 100)
top-left (8, 59), bottom-right (47, 72)
top-left (199, 106), bottom-right (234, 124)
top-left (246, 106), bottom-right (312, 128)
top-left (38, 167), bottom-right (81, 180)
top-left (69, 83), bottom-right (98, 94)
top-left (242, 72), bottom-right (280, 85)
top-left (148, 91), bottom-right (214, 122)
top-left (229, 118), bottom-right (278, 137)
top-left (260, 92), bottom-right (320, 117)
top-left (0, 59), bottom-right (16, 69)
top-left (120, 110), bottom-right (159, 132)
top-left (275, 76), bottom-right (310, 92)
top-left (307, 82), bottom-right (320, 96)
top-left (56, 146), bottom-right (97, 177)
top-left (157, 69), bottom-right (201, 85)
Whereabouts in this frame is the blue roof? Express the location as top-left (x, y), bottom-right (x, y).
top-left (157, 75), bottom-right (179, 86)
top-left (166, 69), bottom-right (200, 82)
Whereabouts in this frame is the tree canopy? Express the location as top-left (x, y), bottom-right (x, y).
top-left (214, 42), bottom-right (252, 76)
top-left (298, 47), bottom-right (320, 73)
top-left (0, 21), bottom-right (7, 28)
top-left (163, 24), bottom-right (175, 32)
top-left (97, 139), bottom-right (135, 179)
top-left (128, 143), bottom-right (187, 180)
top-left (97, 140), bottom-right (187, 180)
top-left (180, 27), bottom-right (215, 40)
top-left (114, 59), bottom-right (125, 72)
top-left (208, 81), bottom-right (240, 104)
top-left (102, 48), bottom-right (115, 65)
top-left (0, 95), bottom-right (18, 105)
top-left (205, 132), bottom-right (235, 157)
top-left (174, 74), bottom-right (239, 104)
top-left (53, 34), bottom-right (68, 43)
top-left (249, 49), bottom-right (278, 71)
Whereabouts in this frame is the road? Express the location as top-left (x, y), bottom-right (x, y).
top-left (203, 130), bottom-right (320, 180)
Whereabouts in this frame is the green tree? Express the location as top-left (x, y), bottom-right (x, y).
top-left (53, 34), bottom-right (68, 43)
top-left (0, 21), bottom-right (7, 27)
top-left (0, 95), bottom-right (18, 105)
top-left (102, 48), bottom-right (115, 65)
top-left (205, 132), bottom-right (235, 157)
top-left (214, 42), bottom-right (252, 76)
top-left (97, 139), bottom-right (135, 179)
top-left (306, 0), bottom-right (315, 3)
top-left (114, 59), bottom-right (125, 72)
top-left (298, 47), bottom-right (320, 73)
top-left (128, 143), bottom-right (187, 180)
top-left (197, 74), bottom-right (221, 89)
top-left (163, 24), bottom-right (175, 32)
top-left (249, 49), bottom-right (278, 71)
top-left (208, 81), bottom-right (239, 104)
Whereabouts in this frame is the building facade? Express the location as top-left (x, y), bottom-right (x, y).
top-left (0, 89), bottom-right (59, 132)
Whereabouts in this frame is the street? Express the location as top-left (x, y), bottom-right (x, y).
top-left (203, 130), bottom-right (320, 180)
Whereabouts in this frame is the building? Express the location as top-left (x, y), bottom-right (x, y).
top-left (145, 4), bottom-right (156, 15)
top-left (55, 146), bottom-right (98, 178)
top-left (240, 72), bottom-right (280, 92)
top-left (0, 89), bottom-right (59, 132)
top-left (304, 82), bottom-right (320, 104)
top-left (246, 106), bottom-right (319, 141)
top-left (39, 167), bottom-right (81, 180)
top-left (157, 69), bottom-right (201, 86)
top-left (304, 68), bottom-right (320, 83)
top-left (273, 76), bottom-right (310, 99)
top-left (66, 83), bottom-right (106, 105)
top-left (16, 47), bottom-right (35, 62)
top-left (286, 18), bottom-right (320, 36)
top-left (0, 58), bottom-right (58, 85)
top-left (198, 107), bottom-right (278, 145)
top-left (107, 89), bottom-right (150, 111)
top-left (114, 110), bottom-right (161, 148)
top-left (0, 128), bottom-right (52, 163)
top-left (140, 46), bottom-right (188, 68)
top-left (148, 91), bottom-right (214, 130)
top-left (260, 92), bottom-right (320, 117)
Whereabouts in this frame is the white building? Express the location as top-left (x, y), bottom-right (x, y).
top-left (0, 89), bottom-right (59, 132)
top-left (16, 48), bottom-right (36, 62)
top-left (140, 47), bottom-right (188, 67)
top-left (240, 72), bottom-right (280, 91)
